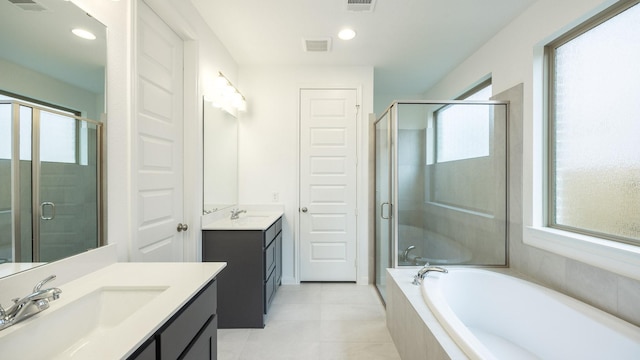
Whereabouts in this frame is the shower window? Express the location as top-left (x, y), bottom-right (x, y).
top-left (0, 94), bottom-right (79, 164)
top-left (547, 1), bottom-right (640, 245)
top-left (434, 82), bottom-right (492, 163)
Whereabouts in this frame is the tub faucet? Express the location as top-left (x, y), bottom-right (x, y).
top-left (412, 264), bottom-right (448, 285)
top-left (230, 208), bottom-right (246, 220)
top-left (402, 245), bottom-right (416, 262)
top-left (0, 275), bottom-right (62, 331)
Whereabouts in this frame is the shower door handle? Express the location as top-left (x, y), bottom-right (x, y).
top-left (380, 202), bottom-right (391, 219)
top-left (40, 202), bottom-right (56, 220)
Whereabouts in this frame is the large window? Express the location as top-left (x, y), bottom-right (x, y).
top-left (547, 1), bottom-right (640, 245)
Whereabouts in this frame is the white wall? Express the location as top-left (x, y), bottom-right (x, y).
top-left (238, 65), bottom-right (374, 284)
top-left (0, 58), bottom-right (102, 119)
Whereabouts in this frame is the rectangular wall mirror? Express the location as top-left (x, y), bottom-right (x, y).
top-left (203, 98), bottom-right (238, 214)
top-left (0, 0), bottom-right (107, 278)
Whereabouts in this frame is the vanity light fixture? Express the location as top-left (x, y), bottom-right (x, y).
top-left (338, 28), bottom-right (356, 40)
top-left (72, 28), bottom-right (96, 40)
top-left (207, 72), bottom-right (247, 114)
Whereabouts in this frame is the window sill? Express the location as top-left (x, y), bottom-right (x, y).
top-left (524, 226), bottom-right (640, 281)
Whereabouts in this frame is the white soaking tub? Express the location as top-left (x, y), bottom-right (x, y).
top-left (422, 268), bottom-right (640, 360)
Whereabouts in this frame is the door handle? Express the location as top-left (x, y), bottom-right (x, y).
top-left (40, 202), bottom-right (56, 220)
top-left (177, 223), bottom-right (189, 232)
top-left (380, 202), bottom-right (391, 220)
top-left (300, 207), bottom-right (308, 213)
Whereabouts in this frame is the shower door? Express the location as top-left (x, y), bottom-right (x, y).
top-left (373, 100), bottom-right (509, 302)
top-left (374, 109), bottom-right (393, 301)
top-left (0, 100), bottom-right (102, 264)
top-left (36, 110), bottom-right (101, 262)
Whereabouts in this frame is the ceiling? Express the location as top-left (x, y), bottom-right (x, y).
top-left (190, 0), bottom-right (537, 96)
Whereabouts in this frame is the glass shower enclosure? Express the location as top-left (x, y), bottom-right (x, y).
top-left (0, 100), bottom-right (103, 265)
top-left (375, 101), bottom-right (509, 301)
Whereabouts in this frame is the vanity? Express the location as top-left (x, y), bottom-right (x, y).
top-left (202, 210), bottom-right (283, 328)
top-left (0, 253), bottom-right (226, 360)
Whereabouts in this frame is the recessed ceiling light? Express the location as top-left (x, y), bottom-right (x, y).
top-left (72, 28), bottom-right (96, 40)
top-left (338, 28), bottom-right (356, 41)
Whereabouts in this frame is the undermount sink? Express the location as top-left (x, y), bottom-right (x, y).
top-left (0, 286), bottom-right (167, 359)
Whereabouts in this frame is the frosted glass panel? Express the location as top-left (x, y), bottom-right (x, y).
top-left (40, 111), bottom-right (76, 163)
top-left (552, 3), bottom-right (640, 242)
top-left (436, 104), bottom-right (491, 163)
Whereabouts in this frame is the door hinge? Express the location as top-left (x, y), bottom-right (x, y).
top-left (355, 104), bottom-right (360, 115)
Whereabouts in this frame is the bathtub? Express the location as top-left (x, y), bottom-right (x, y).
top-left (422, 268), bottom-right (640, 360)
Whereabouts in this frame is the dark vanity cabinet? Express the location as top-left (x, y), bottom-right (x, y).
top-left (128, 279), bottom-right (218, 360)
top-left (202, 217), bottom-right (282, 328)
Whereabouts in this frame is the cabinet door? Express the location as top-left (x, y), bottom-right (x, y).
top-left (182, 316), bottom-right (217, 360)
top-left (275, 232), bottom-right (282, 285)
top-left (264, 269), bottom-right (276, 313)
top-left (160, 281), bottom-right (216, 359)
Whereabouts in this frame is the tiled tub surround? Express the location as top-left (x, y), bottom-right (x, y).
top-left (386, 268), bottom-right (465, 360)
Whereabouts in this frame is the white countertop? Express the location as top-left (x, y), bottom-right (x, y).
top-left (0, 262), bottom-right (226, 360)
top-left (202, 210), bottom-right (283, 230)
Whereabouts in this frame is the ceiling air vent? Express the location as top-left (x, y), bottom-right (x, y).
top-left (303, 38), bottom-right (332, 52)
top-left (7, 0), bottom-right (49, 12)
top-left (347, 0), bottom-right (376, 12)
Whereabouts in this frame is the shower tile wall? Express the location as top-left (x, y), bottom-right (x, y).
top-left (0, 160), bottom-right (11, 261)
top-left (397, 129), bottom-right (425, 255)
top-left (497, 83), bottom-right (640, 327)
top-left (396, 105), bottom-right (507, 266)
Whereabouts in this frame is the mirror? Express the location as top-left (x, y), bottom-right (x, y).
top-left (0, 0), bottom-right (106, 278)
top-left (203, 98), bottom-right (238, 214)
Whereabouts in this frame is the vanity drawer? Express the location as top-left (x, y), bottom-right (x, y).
top-left (159, 280), bottom-right (217, 359)
top-left (275, 217), bottom-right (282, 235)
top-left (264, 221), bottom-right (277, 247)
top-left (264, 238), bottom-right (276, 277)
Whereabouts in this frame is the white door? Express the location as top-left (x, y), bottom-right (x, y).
top-left (299, 89), bottom-right (358, 281)
top-left (133, 1), bottom-right (185, 261)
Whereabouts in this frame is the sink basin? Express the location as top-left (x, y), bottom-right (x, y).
top-left (0, 286), bottom-right (167, 359)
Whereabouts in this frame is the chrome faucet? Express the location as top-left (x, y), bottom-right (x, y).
top-left (402, 245), bottom-right (416, 262)
top-left (230, 208), bottom-right (246, 220)
top-left (0, 275), bottom-right (62, 331)
top-left (412, 264), bottom-right (448, 285)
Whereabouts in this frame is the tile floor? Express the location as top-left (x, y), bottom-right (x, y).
top-left (217, 283), bottom-right (401, 360)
